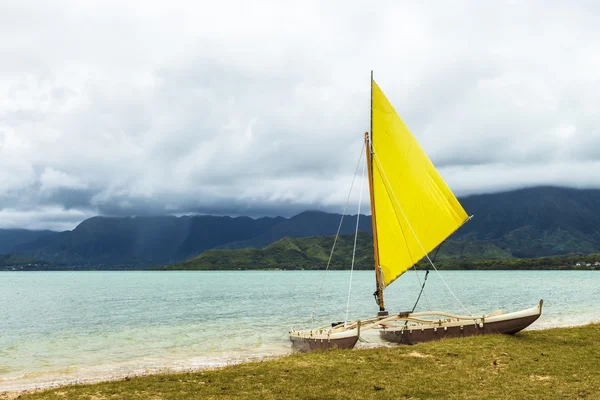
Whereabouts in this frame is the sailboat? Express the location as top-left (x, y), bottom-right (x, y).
top-left (289, 73), bottom-right (543, 351)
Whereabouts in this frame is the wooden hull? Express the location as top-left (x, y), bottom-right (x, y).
top-left (289, 333), bottom-right (359, 352)
top-left (290, 301), bottom-right (543, 351)
top-left (380, 301), bottom-right (543, 345)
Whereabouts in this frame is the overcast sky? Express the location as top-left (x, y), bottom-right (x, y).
top-left (1, 0), bottom-right (599, 230)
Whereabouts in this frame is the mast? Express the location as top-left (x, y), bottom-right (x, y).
top-left (366, 70), bottom-right (386, 313)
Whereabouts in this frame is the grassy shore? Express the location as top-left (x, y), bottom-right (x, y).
top-left (8, 324), bottom-right (600, 400)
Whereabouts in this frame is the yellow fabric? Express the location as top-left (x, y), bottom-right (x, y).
top-left (371, 80), bottom-right (468, 288)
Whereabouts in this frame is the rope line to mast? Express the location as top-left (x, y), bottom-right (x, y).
top-left (411, 270), bottom-right (429, 313)
top-left (411, 265), bottom-right (432, 311)
top-left (310, 145), bottom-right (365, 322)
top-left (409, 242), bottom-right (444, 312)
top-left (345, 156), bottom-right (366, 326)
top-left (372, 152), bottom-right (473, 316)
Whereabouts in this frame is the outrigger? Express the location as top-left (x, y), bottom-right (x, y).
top-left (289, 72), bottom-right (542, 351)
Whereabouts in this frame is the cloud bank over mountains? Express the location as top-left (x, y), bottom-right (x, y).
top-left (1, 0), bottom-right (599, 230)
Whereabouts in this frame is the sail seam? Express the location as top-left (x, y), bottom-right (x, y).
top-left (374, 162), bottom-right (418, 286)
top-left (375, 162), bottom-right (432, 309)
top-left (373, 151), bottom-right (472, 316)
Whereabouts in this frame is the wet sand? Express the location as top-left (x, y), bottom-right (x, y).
top-left (2, 321), bottom-right (598, 398)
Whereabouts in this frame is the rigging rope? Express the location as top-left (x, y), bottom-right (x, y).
top-left (410, 265), bottom-right (432, 311)
top-left (310, 145), bottom-right (365, 322)
top-left (409, 241), bottom-right (444, 312)
top-left (345, 156), bottom-right (366, 325)
top-left (372, 152), bottom-right (473, 316)
top-left (410, 270), bottom-right (429, 313)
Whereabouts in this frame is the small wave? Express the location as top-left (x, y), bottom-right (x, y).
top-left (0, 365), bottom-right (12, 374)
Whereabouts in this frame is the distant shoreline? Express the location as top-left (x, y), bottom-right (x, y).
top-left (2, 265), bottom-right (599, 272)
top-left (3, 253), bottom-right (600, 272)
top-left (2, 266), bottom-right (599, 271)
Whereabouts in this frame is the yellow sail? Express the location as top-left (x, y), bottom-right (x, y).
top-left (371, 80), bottom-right (468, 288)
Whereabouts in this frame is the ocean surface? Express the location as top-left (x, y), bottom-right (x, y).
top-left (1, 270), bottom-right (599, 391)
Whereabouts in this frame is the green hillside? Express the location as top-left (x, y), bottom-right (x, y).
top-left (434, 253), bottom-right (600, 270)
top-left (161, 233), bottom-right (513, 270)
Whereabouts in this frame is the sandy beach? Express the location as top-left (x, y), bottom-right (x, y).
top-left (3, 320), bottom-right (599, 399)
top-left (1, 323), bottom-right (598, 400)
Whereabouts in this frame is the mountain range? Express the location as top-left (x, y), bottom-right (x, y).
top-left (4, 213), bottom-right (368, 266)
top-left (2, 186), bottom-right (600, 267)
top-left (0, 229), bottom-right (55, 254)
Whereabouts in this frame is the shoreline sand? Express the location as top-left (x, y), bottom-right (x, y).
top-left (2, 320), bottom-right (598, 399)
top-left (0, 354), bottom-right (285, 400)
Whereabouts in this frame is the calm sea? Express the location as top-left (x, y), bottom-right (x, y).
top-left (1, 270), bottom-right (599, 391)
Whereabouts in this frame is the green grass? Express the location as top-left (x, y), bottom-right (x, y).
top-left (15, 324), bottom-right (600, 399)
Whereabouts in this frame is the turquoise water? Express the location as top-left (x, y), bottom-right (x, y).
top-left (1, 270), bottom-right (599, 391)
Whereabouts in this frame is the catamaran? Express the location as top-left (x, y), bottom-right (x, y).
top-left (289, 73), bottom-right (542, 351)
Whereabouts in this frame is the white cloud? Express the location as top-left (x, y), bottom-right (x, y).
top-left (443, 161), bottom-right (600, 197)
top-left (1, 0), bottom-right (599, 229)
top-left (0, 206), bottom-right (93, 231)
top-left (40, 167), bottom-right (88, 193)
